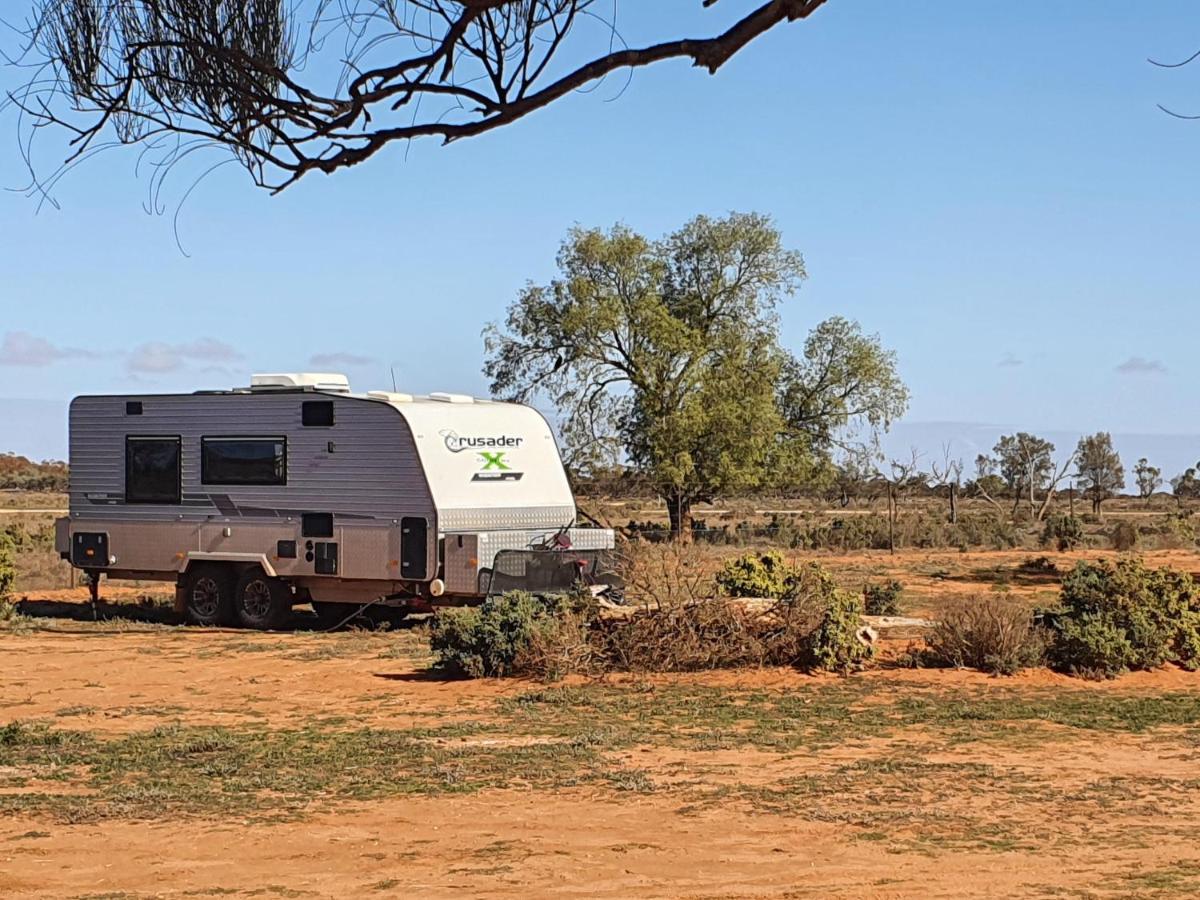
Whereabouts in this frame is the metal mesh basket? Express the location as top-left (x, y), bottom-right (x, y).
top-left (485, 549), bottom-right (620, 597)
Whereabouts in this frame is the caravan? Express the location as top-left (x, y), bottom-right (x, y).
top-left (55, 373), bottom-right (614, 628)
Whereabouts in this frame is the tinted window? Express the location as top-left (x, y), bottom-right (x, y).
top-left (302, 512), bottom-right (334, 538)
top-left (125, 437), bottom-right (181, 504)
top-left (201, 437), bottom-right (286, 486)
top-left (302, 401), bottom-right (334, 427)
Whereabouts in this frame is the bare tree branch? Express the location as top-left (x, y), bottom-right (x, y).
top-left (7, 0), bottom-right (831, 196)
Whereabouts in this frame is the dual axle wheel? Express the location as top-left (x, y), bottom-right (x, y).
top-left (183, 565), bottom-right (291, 629)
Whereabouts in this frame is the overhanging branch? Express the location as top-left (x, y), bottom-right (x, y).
top-left (8, 0), bottom-right (832, 195)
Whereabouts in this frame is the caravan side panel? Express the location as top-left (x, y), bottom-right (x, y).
top-left (67, 393), bottom-right (436, 581)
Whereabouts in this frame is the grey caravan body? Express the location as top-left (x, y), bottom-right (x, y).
top-left (56, 374), bottom-right (614, 614)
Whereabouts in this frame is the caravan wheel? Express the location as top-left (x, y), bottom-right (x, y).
top-left (234, 570), bottom-right (292, 630)
top-left (184, 566), bottom-right (234, 626)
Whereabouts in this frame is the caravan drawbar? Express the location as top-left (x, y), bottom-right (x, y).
top-left (54, 373), bottom-right (615, 628)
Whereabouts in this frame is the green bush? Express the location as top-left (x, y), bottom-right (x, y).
top-left (430, 591), bottom-right (573, 678)
top-left (927, 596), bottom-right (1047, 675)
top-left (1155, 513), bottom-right (1197, 549)
top-left (1042, 515), bottom-right (1084, 552)
top-left (0, 533), bottom-right (16, 623)
top-left (1047, 559), bottom-right (1200, 678)
top-left (716, 551), bottom-right (800, 599)
top-left (804, 592), bottom-right (872, 674)
top-left (862, 580), bottom-right (903, 616)
top-left (0, 532), bottom-right (15, 601)
top-left (1109, 521), bottom-right (1139, 552)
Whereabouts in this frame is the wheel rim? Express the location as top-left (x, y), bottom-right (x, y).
top-left (190, 577), bottom-right (221, 619)
top-left (241, 579), bottom-right (273, 620)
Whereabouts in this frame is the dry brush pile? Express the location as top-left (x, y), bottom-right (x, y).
top-left (430, 545), bottom-right (874, 680)
top-left (428, 542), bottom-right (1200, 683)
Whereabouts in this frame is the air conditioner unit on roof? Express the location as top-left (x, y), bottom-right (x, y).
top-left (249, 373), bottom-right (351, 392)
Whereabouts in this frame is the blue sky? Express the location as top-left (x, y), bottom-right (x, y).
top-left (2, 2), bottom-right (1199, 476)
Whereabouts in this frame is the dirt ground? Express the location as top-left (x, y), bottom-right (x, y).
top-left (3, 582), bottom-right (1200, 898)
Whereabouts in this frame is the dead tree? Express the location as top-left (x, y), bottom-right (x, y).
top-left (929, 442), bottom-right (963, 525)
top-left (1034, 455), bottom-right (1076, 523)
top-left (878, 449), bottom-right (923, 555)
top-left (9, 0), bottom-right (831, 194)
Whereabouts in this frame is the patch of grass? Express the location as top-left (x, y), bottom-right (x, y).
top-left (1103, 860), bottom-right (1200, 895)
top-left (54, 705), bottom-right (98, 718)
top-left (5, 678), bottom-right (1200, 832)
top-left (0, 717), bottom-right (612, 823)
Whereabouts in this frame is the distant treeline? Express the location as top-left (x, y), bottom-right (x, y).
top-left (0, 453), bottom-right (68, 492)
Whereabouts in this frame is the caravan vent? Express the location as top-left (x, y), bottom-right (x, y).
top-left (249, 373), bottom-right (351, 393)
top-left (428, 392), bottom-right (475, 404)
top-left (367, 390), bottom-right (414, 403)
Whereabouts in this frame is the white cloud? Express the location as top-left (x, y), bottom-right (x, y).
top-left (1115, 356), bottom-right (1167, 375)
top-left (127, 338), bottom-right (243, 374)
top-left (0, 331), bottom-right (92, 367)
top-left (309, 351), bottom-right (375, 367)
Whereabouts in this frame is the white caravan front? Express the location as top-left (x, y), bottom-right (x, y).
top-left (385, 394), bottom-right (575, 533)
top-left (378, 392), bottom-right (612, 596)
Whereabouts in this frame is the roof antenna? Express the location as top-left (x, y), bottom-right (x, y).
top-left (390, 366), bottom-right (398, 392)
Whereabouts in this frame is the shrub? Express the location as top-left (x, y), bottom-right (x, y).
top-left (1016, 556), bottom-right (1058, 577)
top-left (0, 532), bottom-right (14, 602)
top-left (430, 591), bottom-right (573, 678)
top-left (1047, 559), bottom-right (1200, 678)
top-left (1109, 521), bottom-right (1139, 552)
top-left (862, 579), bottom-right (903, 616)
top-left (1155, 513), bottom-right (1197, 549)
top-left (0, 534), bottom-right (16, 623)
top-left (1042, 515), bottom-right (1084, 552)
top-left (716, 551), bottom-right (799, 599)
top-left (804, 592), bottom-right (872, 674)
top-left (927, 596), bottom-right (1047, 675)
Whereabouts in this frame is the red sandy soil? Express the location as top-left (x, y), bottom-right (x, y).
top-left (3, 591), bottom-right (1200, 898)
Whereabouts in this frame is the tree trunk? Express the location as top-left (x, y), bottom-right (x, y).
top-left (666, 491), bottom-right (693, 543)
top-left (948, 482), bottom-right (958, 525)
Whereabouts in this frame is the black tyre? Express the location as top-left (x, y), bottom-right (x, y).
top-left (183, 566), bottom-right (234, 626)
top-left (233, 569), bottom-right (292, 630)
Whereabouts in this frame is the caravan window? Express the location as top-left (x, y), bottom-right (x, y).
top-left (201, 437), bottom-right (287, 486)
top-left (302, 401), bottom-right (334, 427)
top-left (125, 436), bottom-right (181, 504)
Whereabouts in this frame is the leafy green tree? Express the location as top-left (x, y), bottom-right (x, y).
top-left (1172, 463), bottom-right (1200, 507)
top-left (1134, 458), bottom-right (1162, 503)
top-left (979, 433), bottom-right (1068, 519)
top-left (1075, 432), bottom-right (1124, 519)
top-left (484, 212), bottom-right (907, 539)
top-left (776, 317), bottom-right (908, 455)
